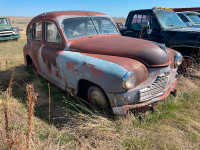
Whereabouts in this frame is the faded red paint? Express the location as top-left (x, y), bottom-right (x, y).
top-left (82, 53), bottom-right (148, 87)
top-left (70, 35), bottom-right (170, 67)
top-left (30, 11), bottom-right (107, 23)
top-left (166, 48), bottom-right (176, 69)
top-left (66, 61), bottom-right (79, 74)
top-left (29, 45), bottom-right (42, 72)
top-left (173, 7), bottom-right (200, 12)
top-left (81, 61), bottom-right (105, 77)
top-left (89, 64), bottom-right (105, 77)
top-left (46, 62), bottom-right (52, 74)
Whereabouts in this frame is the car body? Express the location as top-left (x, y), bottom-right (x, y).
top-left (0, 17), bottom-right (20, 41)
top-left (177, 11), bottom-right (200, 28)
top-left (120, 8), bottom-right (200, 62)
top-left (23, 11), bottom-right (182, 115)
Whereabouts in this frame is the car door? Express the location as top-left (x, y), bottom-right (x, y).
top-left (31, 21), bottom-right (43, 73)
top-left (41, 20), bottom-right (66, 89)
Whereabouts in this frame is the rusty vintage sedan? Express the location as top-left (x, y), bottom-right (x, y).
top-left (23, 11), bottom-right (182, 115)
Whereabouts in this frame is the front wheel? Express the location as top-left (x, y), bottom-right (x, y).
top-left (87, 86), bottom-right (109, 110)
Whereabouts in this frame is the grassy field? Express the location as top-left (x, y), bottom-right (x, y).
top-left (0, 32), bottom-right (200, 150)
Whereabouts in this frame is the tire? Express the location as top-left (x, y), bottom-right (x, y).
top-left (87, 86), bottom-right (109, 110)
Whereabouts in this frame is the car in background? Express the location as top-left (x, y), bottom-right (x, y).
top-left (120, 7), bottom-right (200, 71)
top-left (23, 11), bottom-right (181, 115)
top-left (177, 11), bottom-right (200, 28)
top-left (0, 17), bottom-right (20, 41)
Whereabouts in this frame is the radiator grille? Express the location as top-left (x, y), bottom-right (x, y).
top-left (139, 73), bottom-right (170, 102)
top-left (0, 31), bottom-right (14, 37)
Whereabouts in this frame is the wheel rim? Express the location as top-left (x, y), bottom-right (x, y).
top-left (88, 86), bottom-right (108, 109)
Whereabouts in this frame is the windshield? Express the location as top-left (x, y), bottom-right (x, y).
top-left (0, 18), bottom-right (9, 25)
top-left (155, 11), bottom-right (187, 29)
top-left (187, 13), bottom-right (200, 24)
top-left (62, 16), bottom-right (118, 40)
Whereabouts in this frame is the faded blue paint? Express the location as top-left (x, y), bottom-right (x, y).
top-left (58, 51), bottom-right (128, 93)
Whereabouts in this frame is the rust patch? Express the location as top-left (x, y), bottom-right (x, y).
top-left (66, 61), bottom-right (79, 74)
top-left (82, 61), bottom-right (105, 77)
top-left (56, 70), bottom-right (61, 79)
top-left (82, 53), bottom-right (148, 86)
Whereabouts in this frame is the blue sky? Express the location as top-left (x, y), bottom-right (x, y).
top-left (1, 0), bottom-right (200, 17)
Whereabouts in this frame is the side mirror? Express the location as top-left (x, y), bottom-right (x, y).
top-left (147, 29), bottom-right (153, 35)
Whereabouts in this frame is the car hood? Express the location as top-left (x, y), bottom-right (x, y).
top-left (69, 35), bottom-right (170, 67)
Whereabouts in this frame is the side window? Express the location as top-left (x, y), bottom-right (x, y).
top-left (178, 14), bottom-right (189, 23)
top-left (27, 25), bottom-right (32, 39)
top-left (45, 21), bottom-right (62, 43)
top-left (33, 22), bottom-right (42, 40)
top-left (131, 13), bottom-right (151, 29)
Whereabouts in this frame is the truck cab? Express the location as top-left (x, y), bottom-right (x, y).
top-left (121, 8), bottom-right (200, 65)
top-left (0, 17), bottom-right (20, 41)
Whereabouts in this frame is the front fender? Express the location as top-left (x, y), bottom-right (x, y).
top-left (58, 51), bottom-right (128, 93)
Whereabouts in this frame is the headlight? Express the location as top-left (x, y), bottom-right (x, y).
top-left (13, 28), bottom-right (19, 34)
top-left (175, 53), bottom-right (183, 67)
top-left (122, 71), bottom-right (136, 90)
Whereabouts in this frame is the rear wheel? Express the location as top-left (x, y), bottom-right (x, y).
top-left (87, 86), bottom-right (109, 110)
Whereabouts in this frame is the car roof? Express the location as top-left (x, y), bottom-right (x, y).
top-left (31, 11), bottom-right (107, 21)
top-left (177, 11), bottom-right (200, 15)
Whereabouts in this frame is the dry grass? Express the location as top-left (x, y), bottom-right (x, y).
top-left (0, 23), bottom-right (200, 150)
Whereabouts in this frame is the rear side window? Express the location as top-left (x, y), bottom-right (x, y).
top-left (45, 21), bottom-right (62, 43)
top-left (27, 25), bottom-right (32, 39)
top-left (178, 14), bottom-right (189, 23)
top-left (131, 13), bottom-right (151, 29)
top-left (33, 22), bottom-right (42, 40)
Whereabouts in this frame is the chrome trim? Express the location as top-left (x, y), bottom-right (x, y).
top-left (138, 72), bottom-right (172, 102)
top-left (0, 31), bottom-right (16, 37)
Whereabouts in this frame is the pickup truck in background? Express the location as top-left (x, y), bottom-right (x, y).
top-left (120, 7), bottom-right (200, 72)
top-left (0, 17), bottom-right (20, 41)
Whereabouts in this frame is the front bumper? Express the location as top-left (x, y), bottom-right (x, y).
top-left (0, 34), bottom-right (20, 41)
top-left (106, 66), bottom-right (178, 115)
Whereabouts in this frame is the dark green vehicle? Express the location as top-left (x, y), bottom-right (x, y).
top-left (0, 17), bottom-right (20, 41)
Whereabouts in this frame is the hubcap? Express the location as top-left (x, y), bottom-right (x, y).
top-left (88, 86), bottom-right (108, 109)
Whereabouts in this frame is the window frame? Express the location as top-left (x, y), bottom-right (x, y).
top-left (33, 21), bottom-right (43, 41)
top-left (27, 24), bottom-right (33, 40)
top-left (178, 14), bottom-right (189, 23)
top-left (44, 21), bottom-right (63, 44)
top-left (127, 10), bottom-right (160, 30)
